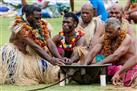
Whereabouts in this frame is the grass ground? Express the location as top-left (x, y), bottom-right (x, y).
top-left (0, 0), bottom-right (137, 91)
top-left (0, 84), bottom-right (136, 91)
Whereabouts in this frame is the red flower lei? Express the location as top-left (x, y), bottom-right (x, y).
top-left (12, 16), bottom-right (50, 48)
top-left (100, 30), bottom-right (126, 56)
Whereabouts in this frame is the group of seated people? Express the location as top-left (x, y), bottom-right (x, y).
top-left (0, 0), bottom-right (137, 88)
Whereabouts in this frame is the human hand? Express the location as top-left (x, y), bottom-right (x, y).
top-left (112, 72), bottom-right (122, 86)
top-left (62, 57), bottom-right (72, 65)
top-left (51, 57), bottom-right (65, 66)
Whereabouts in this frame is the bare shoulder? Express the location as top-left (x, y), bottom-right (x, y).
top-left (122, 34), bottom-right (132, 45)
top-left (98, 35), bottom-right (104, 43)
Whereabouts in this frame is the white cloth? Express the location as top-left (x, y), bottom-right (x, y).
top-left (32, 0), bottom-right (70, 5)
top-left (3, 0), bottom-right (21, 6)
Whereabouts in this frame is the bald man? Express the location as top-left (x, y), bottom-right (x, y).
top-left (84, 17), bottom-right (137, 87)
top-left (77, 3), bottom-right (105, 48)
top-left (68, 3), bottom-right (105, 65)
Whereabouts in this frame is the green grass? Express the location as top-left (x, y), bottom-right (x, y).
top-left (0, 84), bottom-right (134, 91)
top-left (0, 84), bottom-right (104, 91)
top-left (0, 0), bottom-right (88, 46)
top-left (0, 17), bottom-right (13, 46)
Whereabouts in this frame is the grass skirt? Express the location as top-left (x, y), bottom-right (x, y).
top-left (0, 43), bottom-right (60, 85)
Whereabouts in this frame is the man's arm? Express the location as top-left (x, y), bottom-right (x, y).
top-left (99, 35), bottom-right (131, 64)
top-left (90, 19), bottom-right (105, 49)
top-left (84, 36), bottom-right (103, 65)
top-left (70, 36), bottom-right (86, 63)
top-left (52, 34), bottom-right (60, 45)
top-left (47, 38), bottom-right (62, 58)
top-left (76, 36), bottom-right (86, 46)
top-left (112, 55), bottom-right (137, 85)
top-left (118, 56), bottom-right (137, 75)
top-left (23, 37), bottom-right (64, 65)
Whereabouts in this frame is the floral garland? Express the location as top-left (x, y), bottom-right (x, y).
top-left (100, 30), bottom-right (127, 56)
top-left (59, 29), bottom-right (84, 51)
top-left (12, 16), bottom-right (49, 48)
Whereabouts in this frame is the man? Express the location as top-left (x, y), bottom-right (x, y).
top-left (89, 0), bottom-right (109, 21)
top-left (124, 0), bottom-right (137, 23)
top-left (0, 5), bottom-right (64, 85)
top-left (109, 3), bottom-right (136, 37)
top-left (68, 3), bottom-right (105, 65)
top-left (112, 40), bottom-right (137, 87)
top-left (78, 3), bottom-right (105, 48)
top-left (85, 17), bottom-right (137, 87)
top-left (52, 12), bottom-right (85, 64)
top-left (85, 17), bottom-right (134, 65)
top-left (105, 4), bottom-right (137, 87)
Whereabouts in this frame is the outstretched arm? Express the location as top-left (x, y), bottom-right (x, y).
top-left (90, 19), bottom-right (105, 49)
top-left (70, 36), bottom-right (86, 63)
top-left (84, 36), bottom-right (103, 65)
top-left (24, 37), bottom-right (64, 65)
top-left (118, 56), bottom-right (137, 75)
top-left (112, 55), bottom-right (137, 85)
top-left (47, 38), bottom-right (62, 58)
top-left (98, 35), bottom-right (131, 65)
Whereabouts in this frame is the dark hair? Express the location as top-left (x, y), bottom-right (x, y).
top-left (64, 12), bottom-right (79, 25)
top-left (22, 5), bottom-right (41, 17)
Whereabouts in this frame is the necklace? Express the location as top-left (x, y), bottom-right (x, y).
top-left (13, 16), bottom-right (49, 48)
top-left (59, 29), bottom-right (84, 50)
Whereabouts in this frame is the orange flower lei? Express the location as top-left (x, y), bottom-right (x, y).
top-left (59, 29), bottom-right (84, 51)
top-left (100, 30), bottom-right (126, 56)
top-left (13, 16), bottom-right (49, 48)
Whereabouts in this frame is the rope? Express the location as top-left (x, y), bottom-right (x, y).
top-left (28, 75), bottom-right (71, 91)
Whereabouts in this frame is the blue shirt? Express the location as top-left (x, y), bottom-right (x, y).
top-left (89, 0), bottom-right (108, 21)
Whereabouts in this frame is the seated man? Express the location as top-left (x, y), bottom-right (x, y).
top-left (0, 5), bottom-right (64, 85)
top-left (68, 3), bottom-right (105, 65)
top-left (52, 12), bottom-right (85, 64)
top-left (85, 17), bottom-right (137, 87)
top-left (112, 40), bottom-right (137, 87)
top-left (124, 0), bottom-right (137, 23)
top-left (77, 3), bottom-right (105, 48)
top-left (109, 3), bottom-right (136, 41)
